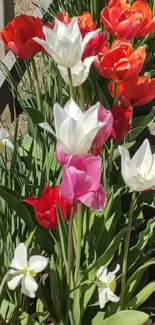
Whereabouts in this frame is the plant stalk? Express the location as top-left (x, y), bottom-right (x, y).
top-left (65, 205), bottom-right (75, 325)
top-left (74, 204), bottom-right (83, 284)
top-left (119, 191), bottom-right (137, 309)
top-left (67, 68), bottom-right (74, 99)
top-left (31, 57), bottom-right (43, 112)
top-left (107, 140), bottom-right (116, 189)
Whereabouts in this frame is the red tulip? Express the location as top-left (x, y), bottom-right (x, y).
top-left (109, 76), bottom-right (155, 107)
top-left (23, 185), bottom-right (72, 229)
top-left (48, 12), bottom-right (71, 29)
top-left (111, 105), bottom-right (132, 140)
top-left (78, 12), bottom-right (97, 38)
top-left (0, 15), bottom-right (44, 59)
top-left (82, 32), bottom-right (107, 60)
top-left (95, 39), bottom-right (146, 82)
top-left (101, 0), bottom-right (155, 39)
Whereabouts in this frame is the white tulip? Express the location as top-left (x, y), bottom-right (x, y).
top-left (58, 56), bottom-right (95, 87)
top-left (34, 18), bottom-right (100, 67)
top-left (119, 139), bottom-right (155, 192)
top-left (97, 264), bottom-right (120, 309)
top-left (39, 99), bottom-right (106, 155)
top-left (0, 129), bottom-right (13, 153)
top-left (7, 243), bottom-right (48, 298)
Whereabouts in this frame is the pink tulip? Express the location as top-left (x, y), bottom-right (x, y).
top-left (55, 144), bottom-right (68, 165)
top-left (61, 154), bottom-right (106, 210)
top-left (92, 106), bottom-right (113, 155)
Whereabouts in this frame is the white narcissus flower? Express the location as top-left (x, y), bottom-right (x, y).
top-left (58, 56), bottom-right (95, 87)
top-left (34, 18), bottom-right (100, 67)
top-left (39, 99), bottom-right (106, 155)
top-left (119, 139), bottom-right (155, 192)
top-left (97, 264), bottom-right (120, 309)
top-left (0, 129), bottom-right (14, 153)
top-left (7, 243), bottom-right (48, 298)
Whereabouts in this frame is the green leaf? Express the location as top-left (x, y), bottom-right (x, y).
top-left (125, 258), bottom-right (155, 304)
top-left (91, 312), bottom-right (105, 325)
top-left (96, 82), bottom-right (111, 110)
top-left (126, 282), bottom-right (155, 309)
top-left (89, 228), bottom-right (127, 278)
top-left (0, 186), bottom-right (34, 230)
top-left (56, 205), bottom-right (68, 270)
top-left (126, 107), bottom-right (155, 142)
top-left (98, 311), bottom-right (151, 325)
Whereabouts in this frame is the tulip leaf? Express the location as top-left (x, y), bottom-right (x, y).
top-left (56, 204), bottom-right (68, 270)
top-left (125, 258), bottom-right (155, 304)
top-left (126, 282), bottom-right (155, 309)
top-left (96, 82), bottom-right (111, 110)
top-left (126, 107), bottom-right (155, 142)
top-left (89, 227), bottom-right (127, 278)
top-left (96, 311), bottom-right (151, 325)
top-left (0, 299), bottom-right (39, 324)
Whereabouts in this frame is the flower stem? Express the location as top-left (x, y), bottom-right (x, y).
top-left (31, 57), bottom-right (43, 112)
top-left (65, 205), bottom-right (75, 325)
top-left (113, 81), bottom-right (118, 106)
top-left (74, 204), bottom-right (83, 284)
top-left (107, 140), bottom-right (116, 189)
top-left (79, 85), bottom-right (85, 111)
top-left (67, 68), bottom-right (74, 99)
top-left (119, 191), bottom-right (137, 309)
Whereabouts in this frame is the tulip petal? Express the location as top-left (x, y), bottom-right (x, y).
top-left (39, 122), bottom-right (55, 136)
top-left (54, 103), bottom-right (68, 136)
top-left (64, 99), bottom-right (83, 120)
top-left (7, 274), bottom-right (24, 290)
top-left (79, 184), bottom-right (106, 210)
top-left (33, 37), bottom-right (52, 56)
top-left (61, 166), bottom-right (74, 201)
top-left (82, 29), bottom-right (100, 53)
top-left (22, 275), bottom-right (38, 298)
top-left (81, 102), bottom-right (100, 131)
top-left (132, 139), bottom-right (152, 175)
top-left (28, 255), bottom-right (48, 273)
top-left (11, 243), bottom-right (27, 270)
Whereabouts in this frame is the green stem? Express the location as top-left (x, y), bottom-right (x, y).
top-left (79, 85), bottom-right (85, 111)
top-left (67, 68), bottom-right (74, 99)
top-left (74, 204), bottom-right (83, 284)
top-left (31, 57), bottom-right (43, 112)
top-left (65, 205), bottom-right (75, 325)
top-left (119, 191), bottom-right (137, 309)
top-left (107, 140), bottom-right (116, 189)
top-left (113, 81), bottom-right (118, 106)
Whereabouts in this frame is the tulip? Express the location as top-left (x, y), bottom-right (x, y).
top-left (95, 39), bottom-right (146, 82)
top-left (56, 144), bottom-right (68, 165)
top-left (0, 15), bottom-right (44, 59)
top-left (58, 56), bottom-right (95, 87)
top-left (97, 264), bottom-right (120, 308)
top-left (7, 243), bottom-right (48, 297)
top-left (61, 154), bottom-right (106, 210)
top-left (39, 99), bottom-right (106, 155)
top-left (111, 105), bottom-right (132, 141)
top-left (23, 185), bottom-right (72, 229)
top-left (101, 0), bottom-right (155, 40)
top-left (109, 76), bottom-right (155, 107)
top-left (0, 129), bottom-right (14, 153)
top-left (119, 139), bottom-right (155, 191)
top-left (92, 106), bottom-right (113, 155)
top-left (82, 33), bottom-right (107, 61)
top-left (34, 18), bottom-right (100, 68)
top-left (78, 12), bottom-right (97, 38)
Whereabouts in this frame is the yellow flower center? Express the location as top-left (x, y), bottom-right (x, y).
top-left (109, 280), bottom-right (116, 293)
top-left (29, 270), bottom-right (37, 278)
